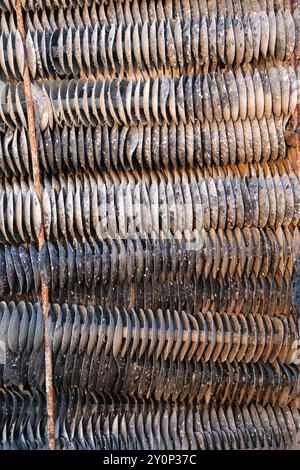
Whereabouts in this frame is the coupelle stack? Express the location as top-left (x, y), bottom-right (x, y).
top-left (0, 0), bottom-right (299, 450)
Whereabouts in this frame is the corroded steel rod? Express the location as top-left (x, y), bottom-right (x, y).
top-left (14, 0), bottom-right (55, 451)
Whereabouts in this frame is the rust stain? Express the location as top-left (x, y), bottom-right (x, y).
top-left (14, 0), bottom-right (56, 451)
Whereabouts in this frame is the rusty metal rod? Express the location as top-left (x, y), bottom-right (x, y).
top-left (286, 0), bottom-right (300, 414)
top-left (14, 0), bottom-right (55, 451)
top-left (116, 327), bottom-right (289, 347)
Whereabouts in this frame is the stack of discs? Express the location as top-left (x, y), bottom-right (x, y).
top-left (0, 0), bottom-right (299, 450)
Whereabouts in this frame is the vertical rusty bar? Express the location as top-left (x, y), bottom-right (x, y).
top-left (14, 0), bottom-right (56, 450)
top-left (287, 0), bottom-right (300, 418)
